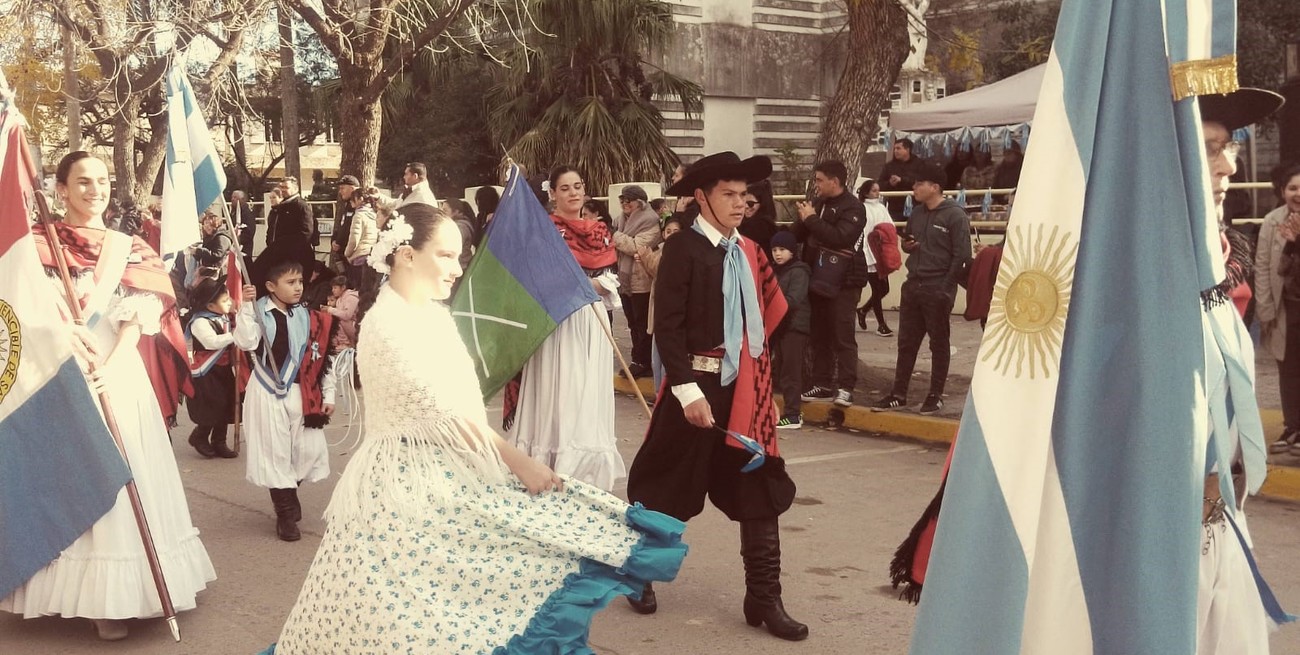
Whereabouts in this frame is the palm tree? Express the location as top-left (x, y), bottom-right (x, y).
top-left (485, 0), bottom-right (702, 193)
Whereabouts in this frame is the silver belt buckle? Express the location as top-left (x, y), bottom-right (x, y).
top-left (690, 354), bottom-right (721, 374)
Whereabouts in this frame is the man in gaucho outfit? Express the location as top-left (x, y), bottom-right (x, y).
top-left (625, 151), bottom-right (807, 642)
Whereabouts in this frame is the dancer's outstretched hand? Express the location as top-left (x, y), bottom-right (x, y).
top-left (515, 457), bottom-right (564, 495)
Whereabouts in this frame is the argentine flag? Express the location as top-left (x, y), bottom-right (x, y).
top-left (0, 95), bottom-right (132, 599)
top-left (160, 64), bottom-right (226, 261)
top-left (910, 0), bottom-right (1269, 653)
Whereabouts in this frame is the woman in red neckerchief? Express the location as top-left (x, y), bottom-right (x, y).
top-left (501, 165), bottom-right (625, 492)
top-left (0, 152), bottom-right (216, 641)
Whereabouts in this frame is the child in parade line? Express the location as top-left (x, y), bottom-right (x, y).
top-left (770, 230), bottom-right (811, 430)
top-left (185, 276), bottom-right (240, 459)
top-left (638, 216), bottom-right (685, 393)
top-left (0, 152), bottom-right (215, 642)
top-left (233, 237), bottom-right (337, 542)
top-left (256, 204), bottom-right (685, 655)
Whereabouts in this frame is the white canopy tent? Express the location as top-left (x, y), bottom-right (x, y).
top-left (886, 65), bottom-right (1046, 159)
top-left (890, 64), bottom-right (1046, 132)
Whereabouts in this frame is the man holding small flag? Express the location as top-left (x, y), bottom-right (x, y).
top-left (907, 1), bottom-right (1288, 654)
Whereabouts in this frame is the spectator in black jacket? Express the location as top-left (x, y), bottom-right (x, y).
top-left (267, 177), bottom-right (315, 248)
top-left (878, 139), bottom-right (928, 220)
top-left (791, 159), bottom-right (868, 407)
top-left (330, 174), bottom-right (360, 273)
top-left (872, 164), bottom-right (971, 416)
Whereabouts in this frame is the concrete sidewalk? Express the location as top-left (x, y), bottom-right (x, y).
top-left (611, 310), bottom-right (1300, 501)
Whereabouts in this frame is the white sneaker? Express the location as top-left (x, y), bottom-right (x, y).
top-left (833, 389), bottom-right (853, 407)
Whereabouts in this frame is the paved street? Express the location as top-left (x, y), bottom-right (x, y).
top-left (4, 393), bottom-right (1300, 654)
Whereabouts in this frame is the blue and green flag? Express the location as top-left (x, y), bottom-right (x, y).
top-left (450, 166), bottom-right (599, 399)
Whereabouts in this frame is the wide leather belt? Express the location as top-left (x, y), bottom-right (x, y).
top-left (690, 354), bottom-right (722, 374)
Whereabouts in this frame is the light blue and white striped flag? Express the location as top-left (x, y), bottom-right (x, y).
top-left (909, 0), bottom-right (1269, 653)
top-left (161, 64), bottom-right (225, 261)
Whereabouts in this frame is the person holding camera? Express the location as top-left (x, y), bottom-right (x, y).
top-left (872, 165), bottom-right (971, 416)
top-left (791, 160), bottom-right (868, 408)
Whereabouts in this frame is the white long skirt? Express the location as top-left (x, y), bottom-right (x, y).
top-left (1197, 517), bottom-right (1272, 654)
top-left (0, 337), bottom-right (215, 619)
top-left (243, 382), bottom-right (330, 489)
top-left (507, 304), bottom-right (625, 491)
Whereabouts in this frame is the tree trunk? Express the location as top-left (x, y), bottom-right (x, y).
top-left (279, 2), bottom-right (301, 180)
top-left (814, 0), bottom-right (911, 175)
top-left (111, 96), bottom-right (140, 202)
top-left (138, 99), bottom-right (170, 200)
top-left (62, 24), bottom-right (80, 151)
top-left (337, 65), bottom-right (383, 185)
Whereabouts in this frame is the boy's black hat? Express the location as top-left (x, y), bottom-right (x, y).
top-left (190, 275), bottom-right (230, 309)
top-left (250, 236), bottom-right (317, 297)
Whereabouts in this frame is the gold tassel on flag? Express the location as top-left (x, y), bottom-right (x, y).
top-left (1170, 53), bottom-right (1239, 101)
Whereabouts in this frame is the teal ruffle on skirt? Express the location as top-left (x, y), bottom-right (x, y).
top-left (255, 503), bottom-right (686, 655)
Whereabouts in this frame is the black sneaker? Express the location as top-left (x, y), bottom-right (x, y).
top-left (801, 386), bottom-right (835, 402)
top-left (833, 389), bottom-right (853, 407)
top-left (919, 395), bottom-right (944, 415)
top-left (876, 326), bottom-right (894, 338)
top-left (1269, 428), bottom-right (1299, 454)
top-left (871, 395), bottom-right (906, 412)
top-left (777, 414), bottom-right (803, 430)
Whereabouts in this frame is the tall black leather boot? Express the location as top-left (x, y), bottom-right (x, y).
top-left (269, 489), bottom-right (300, 541)
top-left (291, 481), bottom-right (304, 522)
top-left (740, 519), bottom-right (808, 641)
top-left (187, 425), bottom-right (216, 458)
top-left (209, 425), bottom-right (237, 459)
top-left (626, 582), bottom-right (657, 615)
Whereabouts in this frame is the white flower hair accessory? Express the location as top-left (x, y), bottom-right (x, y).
top-left (368, 212), bottom-right (415, 275)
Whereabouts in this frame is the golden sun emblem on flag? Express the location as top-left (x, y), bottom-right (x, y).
top-left (0, 298), bottom-right (20, 404)
top-left (981, 225), bottom-right (1078, 379)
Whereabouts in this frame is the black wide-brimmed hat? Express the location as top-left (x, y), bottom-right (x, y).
top-left (189, 275), bottom-right (230, 309)
top-left (666, 151), bottom-right (772, 196)
top-left (1201, 88), bottom-right (1285, 131)
top-left (250, 236), bottom-right (318, 297)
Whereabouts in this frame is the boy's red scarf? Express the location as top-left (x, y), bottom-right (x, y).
top-left (236, 308), bottom-right (336, 429)
top-left (724, 240), bottom-right (787, 459)
top-left (551, 214), bottom-right (617, 270)
top-left (31, 222), bottom-right (192, 425)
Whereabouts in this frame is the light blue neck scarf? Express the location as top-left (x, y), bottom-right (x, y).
top-left (694, 222), bottom-right (764, 385)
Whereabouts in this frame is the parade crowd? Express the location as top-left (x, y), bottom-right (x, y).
top-left (2, 80), bottom-right (1296, 655)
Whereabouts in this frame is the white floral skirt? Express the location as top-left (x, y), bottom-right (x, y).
top-left (261, 439), bottom-right (686, 655)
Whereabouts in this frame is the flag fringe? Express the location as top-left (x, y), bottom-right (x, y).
top-left (1170, 54), bottom-right (1239, 101)
top-left (889, 480), bottom-right (946, 606)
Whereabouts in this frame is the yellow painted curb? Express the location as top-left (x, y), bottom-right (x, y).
top-left (613, 376), bottom-right (1300, 502)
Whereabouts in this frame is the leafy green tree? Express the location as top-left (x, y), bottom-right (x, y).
top-left (375, 57), bottom-right (499, 196)
top-left (485, 0), bottom-right (702, 193)
top-left (982, 0), bottom-right (1060, 83)
top-left (1239, 0), bottom-right (1300, 89)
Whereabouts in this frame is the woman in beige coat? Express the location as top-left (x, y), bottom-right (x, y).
top-left (1255, 164), bottom-right (1300, 453)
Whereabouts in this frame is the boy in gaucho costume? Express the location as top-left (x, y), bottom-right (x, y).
top-left (625, 151), bottom-right (807, 641)
top-left (235, 237), bottom-right (338, 542)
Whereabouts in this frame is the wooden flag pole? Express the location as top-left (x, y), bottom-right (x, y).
top-left (31, 190), bottom-right (182, 643)
top-left (218, 201), bottom-right (246, 455)
top-left (590, 304), bottom-right (653, 420)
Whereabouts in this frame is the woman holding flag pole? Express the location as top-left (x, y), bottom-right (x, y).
top-left (0, 151), bottom-right (215, 641)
